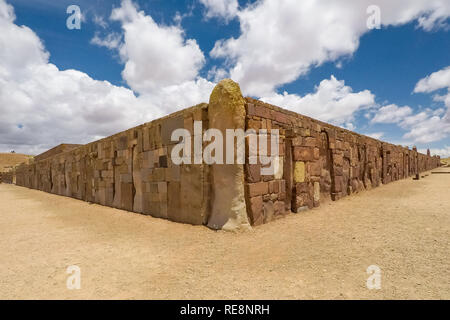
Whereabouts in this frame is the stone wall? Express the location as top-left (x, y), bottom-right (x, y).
top-left (34, 144), bottom-right (82, 162)
top-left (244, 98), bottom-right (441, 226)
top-left (11, 80), bottom-right (441, 229)
top-left (14, 103), bottom-right (211, 225)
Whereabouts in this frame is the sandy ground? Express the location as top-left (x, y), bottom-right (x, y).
top-left (0, 168), bottom-right (449, 300)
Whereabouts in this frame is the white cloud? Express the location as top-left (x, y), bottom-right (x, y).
top-left (367, 67), bottom-right (450, 145)
top-left (419, 146), bottom-right (450, 158)
top-left (261, 76), bottom-right (375, 127)
top-left (414, 66), bottom-right (450, 94)
top-left (211, 0), bottom-right (450, 97)
top-left (371, 104), bottom-right (413, 124)
top-left (199, 0), bottom-right (239, 21)
top-left (366, 132), bottom-right (384, 140)
top-left (91, 32), bottom-right (122, 49)
top-left (110, 0), bottom-right (209, 95)
top-left (0, 0), bottom-right (215, 154)
top-left (93, 14), bottom-right (108, 29)
top-left (399, 66), bottom-right (450, 144)
top-left (0, 0), bottom-right (149, 154)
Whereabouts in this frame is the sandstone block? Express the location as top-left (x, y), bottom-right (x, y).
top-left (245, 164), bottom-right (261, 183)
top-left (294, 161), bottom-right (306, 183)
top-left (249, 196), bottom-right (264, 226)
top-left (247, 182), bottom-right (269, 197)
top-left (293, 147), bottom-right (314, 161)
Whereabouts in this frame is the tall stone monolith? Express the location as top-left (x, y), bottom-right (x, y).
top-left (207, 79), bottom-right (251, 231)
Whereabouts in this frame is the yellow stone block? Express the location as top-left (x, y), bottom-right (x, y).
top-left (294, 161), bottom-right (305, 183)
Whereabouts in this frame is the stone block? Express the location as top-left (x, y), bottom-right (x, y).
top-left (269, 180), bottom-right (279, 193)
top-left (121, 182), bottom-right (133, 211)
top-left (303, 137), bottom-right (316, 147)
top-left (247, 182), bottom-right (269, 197)
top-left (161, 116), bottom-right (184, 145)
top-left (293, 147), bottom-right (314, 161)
top-left (294, 161), bottom-right (306, 183)
top-left (245, 164), bottom-right (261, 183)
top-left (274, 201), bottom-right (285, 216)
top-left (249, 196), bottom-right (264, 226)
top-left (309, 161), bottom-right (321, 177)
top-left (274, 156), bottom-right (284, 179)
top-left (263, 200), bottom-right (274, 223)
top-left (313, 181), bottom-right (320, 202)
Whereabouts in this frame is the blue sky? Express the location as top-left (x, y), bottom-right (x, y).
top-left (1, 0), bottom-right (450, 156)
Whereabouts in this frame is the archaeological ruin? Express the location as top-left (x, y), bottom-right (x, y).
top-left (7, 79), bottom-right (441, 230)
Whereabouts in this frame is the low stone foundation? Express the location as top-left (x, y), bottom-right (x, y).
top-left (10, 80), bottom-right (441, 230)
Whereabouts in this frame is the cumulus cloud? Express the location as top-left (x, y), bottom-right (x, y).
top-left (110, 0), bottom-right (209, 95)
top-left (414, 66), bottom-right (450, 94)
top-left (199, 0), bottom-right (239, 21)
top-left (402, 114), bottom-right (450, 143)
top-left (400, 66), bottom-right (450, 144)
top-left (369, 67), bottom-right (450, 145)
top-left (371, 104), bottom-right (413, 124)
top-left (0, 0), bottom-right (150, 154)
top-left (0, 0), bottom-right (214, 154)
top-left (261, 76), bottom-right (375, 127)
top-left (211, 0), bottom-right (450, 97)
top-left (91, 32), bottom-right (122, 49)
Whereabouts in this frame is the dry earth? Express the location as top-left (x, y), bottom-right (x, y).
top-left (0, 168), bottom-right (449, 300)
top-left (0, 153), bottom-right (33, 172)
top-left (442, 158), bottom-right (450, 166)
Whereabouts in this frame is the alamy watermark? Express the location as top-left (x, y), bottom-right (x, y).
top-left (170, 121), bottom-right (280, 175)
top-left (366, 265), bottom-right (381, 290)
top-left (66, 265), bottom-right (81, 290)
top-left (367, 5), bottom-right (381, 30)
top-left (66, 5), bottom-right (82, 30)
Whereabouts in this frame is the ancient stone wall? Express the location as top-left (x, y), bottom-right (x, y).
top-left (14, 103), bottom-right (211, 225)
top-left (34, 144), bottom-right (82, 162)
top-left (244, 98), bottom-right (441, 226)
top-left (11, 80), bottom-right (441, 229)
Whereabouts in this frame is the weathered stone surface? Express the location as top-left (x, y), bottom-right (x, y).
top-left (293, 147), bottom-right (314, 161)
top-left (248, 196), bottom-right (263, 226)
top-left (263, 200), bottom-right (274, 223)
top-left (207, 79), bottom-right (251, 231)
top-left (247, 182), bottom-right (269, 197)
top-left (313, 182), bottom-right (320, 202)
top-left (274, 201), bottom-right (285, 216)
top-left (11, 83), bottom-right (441, 232)
top-left (274, 156), bottom-right (284, 180)
top-left (245, 164), bottom-right (261, 183)
top-left (294, 161), bottom-right (306, 183)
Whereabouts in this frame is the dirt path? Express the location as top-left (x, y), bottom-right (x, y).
top-left (1, 168), bottom-right (449, 300)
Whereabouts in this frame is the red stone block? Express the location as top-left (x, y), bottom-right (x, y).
top-left (245, 164), bottom-right (261, 183)
top-left (274, 201), bottom-right (285, 215)
top-left (247, 182), bottom-right (269, 197)
top-left (309, 161), bottom-right (321, 176)
top-left (295, 182), bottom-right (310, 194)
top-left (269, 180), bottom-right (280, 193)
top-left (303, 137), bottom-right (317, 147)
top-left (334, 176), bottom-right (343, 192)
top-left (274, 111), bottom-right (290, 124)
top-left (293, 147), bottom-right (314, 161)
top-left (248, 196), bottom-right (264, 226)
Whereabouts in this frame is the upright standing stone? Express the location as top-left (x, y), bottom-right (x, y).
top-left (207, 79), bottom-right (251, 231)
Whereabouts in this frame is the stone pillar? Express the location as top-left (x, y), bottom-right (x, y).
top-left (206, 79), bottom-right (251, 231)
top-left (413, 146), bottom-right (420, 180)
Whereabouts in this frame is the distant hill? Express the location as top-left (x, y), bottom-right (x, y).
top-left (441, 158), bottom-right (450, 167)
top-left (0, 153), bottom-right (33, 172)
